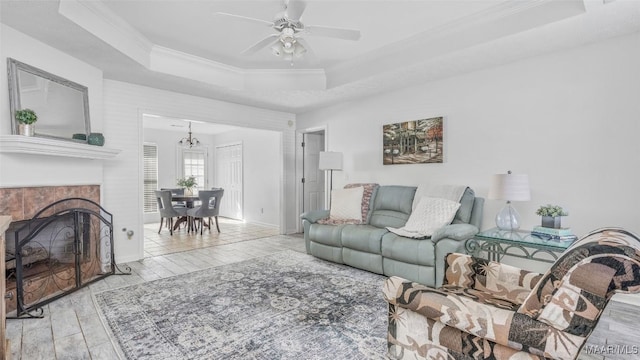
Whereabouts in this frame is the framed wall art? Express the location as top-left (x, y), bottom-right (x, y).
top-left (383, 117), bottom-right (443, 165)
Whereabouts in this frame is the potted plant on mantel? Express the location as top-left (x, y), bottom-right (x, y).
top-left (536, 204), bottom-right (568, 229)
top-left (177, 176), bottom-right (198, 196)
top-left (15, 109), bottom-right (38, 137)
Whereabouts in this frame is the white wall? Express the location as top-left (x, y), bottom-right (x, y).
top-left (212, 128), bottom-right (281, 227)
top-left (297, 32), bottom-right (640, 237)
top-left (0, 25), bottom-right (104, 187)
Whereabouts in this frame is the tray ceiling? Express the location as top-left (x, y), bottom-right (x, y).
top-left (2, 0), bottom-right (639, 113)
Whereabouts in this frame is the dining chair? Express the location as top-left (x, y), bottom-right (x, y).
top-left (160, 188), bottom-right (186, 207)
top-left (187, 189), bottom-right (224, 234)
top-left (155, 190), bottom-right (188, 235)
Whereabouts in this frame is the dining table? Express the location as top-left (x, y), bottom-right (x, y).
top-left (171, 195), bottom-right (211, 231)
top-left (171, 195), bottom-right (200, 207)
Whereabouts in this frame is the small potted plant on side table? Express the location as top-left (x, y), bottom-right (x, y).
top-left (536, 204), bottom-right (568, 229)
top-left (177, 176), bottom-right (198, 196)
top-left (15, 109), bottom-right (38, 136)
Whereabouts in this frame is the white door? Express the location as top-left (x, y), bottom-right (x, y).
top-left (216, 143), bottom-right (243, 220)
top-left (303, 133), bottom-right (325, 213)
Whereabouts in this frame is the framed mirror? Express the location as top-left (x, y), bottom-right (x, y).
top-left (7, 58), bottom-right (91, 142)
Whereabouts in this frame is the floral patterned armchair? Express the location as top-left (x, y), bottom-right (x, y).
top-left (383, 228), bottom-right (640, 360)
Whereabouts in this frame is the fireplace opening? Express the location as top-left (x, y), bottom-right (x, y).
top-left (5, 197), bottom-right (129, 318)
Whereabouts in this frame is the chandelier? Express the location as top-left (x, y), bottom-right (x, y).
top-left (178, 121), bottom-right (200, 148)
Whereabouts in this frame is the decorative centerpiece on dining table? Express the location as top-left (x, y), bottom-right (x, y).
top-left (177, 176), bottom-right (197, 196)
top-left (536, 204), bottom-right (568, 229)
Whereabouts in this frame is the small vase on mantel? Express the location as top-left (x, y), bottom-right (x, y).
top-left (541, 216), bottom-right (562, 229)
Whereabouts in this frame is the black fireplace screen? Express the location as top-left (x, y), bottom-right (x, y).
top-left (6, 197), bottom-right (128, 318)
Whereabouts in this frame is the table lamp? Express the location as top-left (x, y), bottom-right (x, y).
top-left (487, 170), bottom-right (530, 231)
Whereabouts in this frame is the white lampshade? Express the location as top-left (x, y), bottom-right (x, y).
top-left (488, 173), bottom-right (530, 201)
top-left (318, 152), bottom-right (343, 171)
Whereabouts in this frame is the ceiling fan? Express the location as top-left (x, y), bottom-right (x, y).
top-left (215, 0), bottom-right (361, 63)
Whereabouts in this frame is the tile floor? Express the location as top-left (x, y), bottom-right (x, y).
top-left (4, 228), bottom-right (639, 359)
top-left (143, 217), bottom-right (280, 257)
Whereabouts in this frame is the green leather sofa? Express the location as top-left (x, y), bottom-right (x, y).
top-left (300, 185), bottom-right (484, 287)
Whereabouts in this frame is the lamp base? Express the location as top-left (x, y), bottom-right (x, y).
top-left (495, 203), bottom-right (522, 231)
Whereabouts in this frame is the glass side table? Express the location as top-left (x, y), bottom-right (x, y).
top-left (465, 228), bottom-right (576, 263)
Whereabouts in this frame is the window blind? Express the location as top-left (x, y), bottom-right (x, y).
top-left (143, 144), bottom-right (158, 213)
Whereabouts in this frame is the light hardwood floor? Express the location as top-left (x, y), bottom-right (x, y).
top-left (4, 230), bottom-right (638, 359)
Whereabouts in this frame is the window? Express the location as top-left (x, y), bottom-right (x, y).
top-left (143, 144), bottom-right (158, 213)
top-left (181, 148), bottom-right (207, 190)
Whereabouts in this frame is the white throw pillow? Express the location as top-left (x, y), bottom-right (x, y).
top-left (329, 187), bottom-right (365, 220)
top-left (403, 196), bottom-right (461, 236)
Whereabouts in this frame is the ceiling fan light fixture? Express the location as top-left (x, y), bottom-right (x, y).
top-left (271, 43), bottom-right (283, 56)
top-left (293, 43), bottom-right (306, 57)
top-left (220, 0), bottom-right (361, 63)
top-left (283, 44), bottom-right (295, 54)
top-left (280, 28), bottom-right (296, 54)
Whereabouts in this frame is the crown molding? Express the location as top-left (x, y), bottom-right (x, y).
top-left (58, 0), bottom-right (152, 68)
top-left (150, 46), bottom-right (326, 90)
top-left (150, 46), bottom-right (245, 90)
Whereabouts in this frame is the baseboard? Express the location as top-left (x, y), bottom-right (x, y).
top-left (250, 220), bottom-right (278, 229)
top-left (285, 227), bottom-right (299, 235)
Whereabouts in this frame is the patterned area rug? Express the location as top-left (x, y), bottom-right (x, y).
top-left (95, 251), bottom-right (388, 359)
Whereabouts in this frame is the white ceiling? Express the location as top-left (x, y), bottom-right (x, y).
top-left (100, 0), bottom-right (497, 69)
top-left (2, 0), bottom-right (640, 113)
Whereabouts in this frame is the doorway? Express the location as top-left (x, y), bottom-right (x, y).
top-left (297, 128), bottom-right (327, 233)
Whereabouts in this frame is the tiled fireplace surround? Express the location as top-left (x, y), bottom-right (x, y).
top-left (0, 185), bottom-right (100, 223)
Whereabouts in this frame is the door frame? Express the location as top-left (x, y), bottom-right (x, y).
top-left (295, 125), bottom-right (327, 233)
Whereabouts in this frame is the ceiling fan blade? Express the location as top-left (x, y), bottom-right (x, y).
top-left (241, 34), bottom-right (280, 55)
top-left (285, 0), bottom-right (307, 22)
top-left (304, 25), bottom-right (361, 41)
top-left (214, 12), bottom-right (274, 27)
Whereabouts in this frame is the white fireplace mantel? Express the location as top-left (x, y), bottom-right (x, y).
top-left (0, 135), bottom-right (120, 160)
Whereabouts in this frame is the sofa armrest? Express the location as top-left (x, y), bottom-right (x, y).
top-left (443, 253), bottom-right (542, 296)
top-left (300, 210), bottom-right (330, 224)
top-left (383, 276), bottom-right (583, 360)
top-left (442, 253), bottom-right (480, 287)
top-left (431, 223), bottom-right (479, 244)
